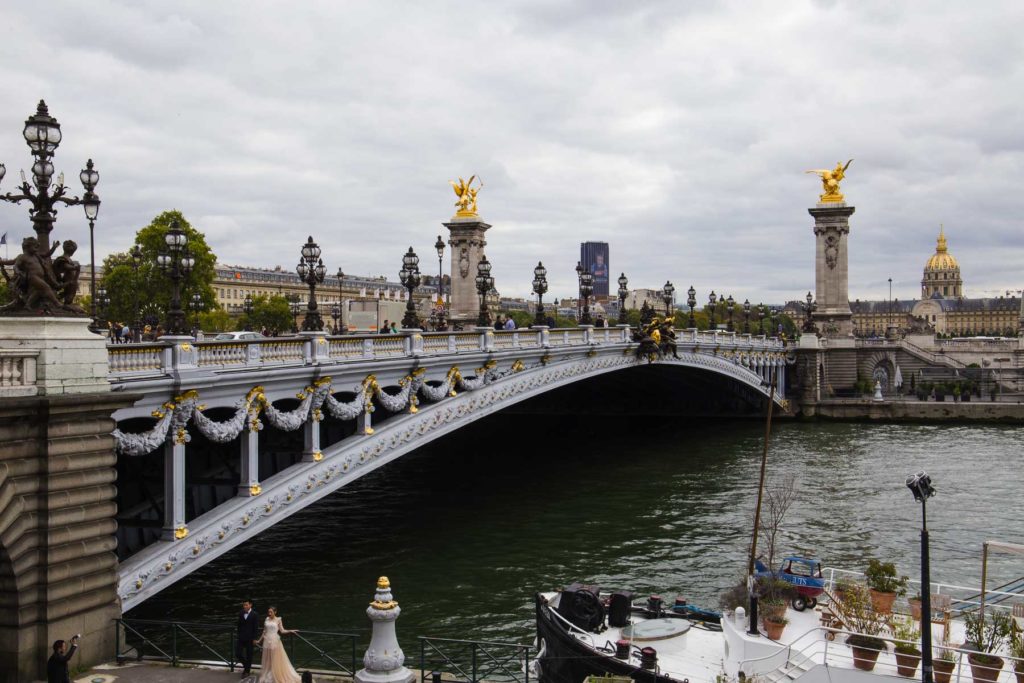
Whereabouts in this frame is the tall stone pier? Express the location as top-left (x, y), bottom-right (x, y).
top-left (810, 202), bottom-right (855, 338)
top-left (444, 215), bottom-right (491, 322)
top-left (0, 318), bottom-right (136, 682)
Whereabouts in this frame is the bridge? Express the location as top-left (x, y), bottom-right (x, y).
top-left (103, 325), bottom-right (787, 610)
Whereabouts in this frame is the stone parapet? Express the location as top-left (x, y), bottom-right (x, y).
top-left (0, 318), bottom-right (109, 396)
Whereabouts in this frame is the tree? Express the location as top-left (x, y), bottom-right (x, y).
top-left (754, 474), bottom-right (798, 571)
top-left (241, 294), bottom-right (293, 334)
top-left (199, 307), bottom-right (235, 333)
top-left (101, 210), bottom-right (217, 326)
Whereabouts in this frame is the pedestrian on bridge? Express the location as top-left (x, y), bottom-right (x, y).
top-left (47, 634), bottom-right (79, 683)
top-left (237, 599), bottom-right (260, 677)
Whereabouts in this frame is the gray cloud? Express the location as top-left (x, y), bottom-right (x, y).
top-left (0, 0), bottom-right (1020, 305)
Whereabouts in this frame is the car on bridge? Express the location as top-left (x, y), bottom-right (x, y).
top-left (213, 331), bottom-right (266, 341)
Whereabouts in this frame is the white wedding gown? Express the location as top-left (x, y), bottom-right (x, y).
top-left (259, 617), bottom-right (301, 683)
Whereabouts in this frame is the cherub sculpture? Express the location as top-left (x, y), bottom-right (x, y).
top-left (0, 236), bottom-right (67, 314)
top-left (449, 175), bottom-right (482, 216)
top-left (806, 159), bottom-right (853, 203)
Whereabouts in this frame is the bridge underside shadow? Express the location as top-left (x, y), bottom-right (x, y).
top-left (506, 364), bottom-right (771, 417)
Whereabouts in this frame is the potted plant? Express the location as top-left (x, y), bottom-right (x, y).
top-left (764, 615), bottom-right (788, 640)
top-left (864, 559), bottom-right (908, 614)
top-left (843, 585), bottom-right (888, 671)
top-left (892, 618), bottom-right (922, 677)
top-left (833, 576), bottom-right (856, 604)
top-left (1010, 630), bottom-right (1024, 683)
top-left (908, 592), bottom-right (922, 620)
top-left (934, 648), bottom-right (957, 683)
top-left (964, 610), bottom-right (1012, 683)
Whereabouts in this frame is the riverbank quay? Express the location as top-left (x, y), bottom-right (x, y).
top-left (799, 396), bottom-right (1024, 421)
top-left (60, 661), bottom-right (489, 683)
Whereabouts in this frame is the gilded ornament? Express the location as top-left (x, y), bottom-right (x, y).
top-left (135, 579), bottom-right (143, 589)
top-left (449, 175), bottom-right (483, 218)
top-left (805, 159), bottom-right (853, 203)
top-left (242, 515), bottom-right (250, 525)
top-left (192, 546), bottom-right (200, 555)
top-left (164, 562), bottom-right (173, 571)
top-left (249, 484), bottom-right (262, 496)
top-left (174, 526), bottom-right (189, 540)
top-left (313, 450), bottom-right (324, 462)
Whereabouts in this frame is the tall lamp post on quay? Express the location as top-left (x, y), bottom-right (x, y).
top-left (662, 281), bottom-right (675, 319)
top-left (532, 261), bottom-right (548, 326)
top-left (579, 268), bottom-right (594, 325)
top-left (0, 101), bottom-right (101, 326)
top-left (708, 291), bottom-right (718, 330)
top-left (907, 471), bottom-right (936, 683)
top-left (296, 236), bottom-right (326, 332)
top-left (726, 294), bottom-right (736, 332)
top-left (743, 299), bottom-right (751, 334)
top-left (617, 273), bottom-right (629, 325)
top-left (400, 247), bottom-right (421, 329)
top-left (475, 256), bottom-right (494, 326)
top-left (155, 220), bottom-right (194, 336)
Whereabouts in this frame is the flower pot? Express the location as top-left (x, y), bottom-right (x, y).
top-left (764, 619), bottom-right (786, 640)
top-left (908, 597), bottom-right (922, 620)
top-left (870, 589), bottom-right (897, 614)
top-left (761, 602), bottom-right (786, 622)
top-left (895, 650), bottom-right (922, 677)
top-left (1014, 668), bottom-right (1024, 683)
top-left (968, 653), bottom-right (1003, 683)
top-left (850, 644), bottom-right (884, 671)
top-left (934, 659), bottom-right (956, 683)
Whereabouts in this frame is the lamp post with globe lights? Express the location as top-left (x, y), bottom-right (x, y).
top-left (707, 291), bottom-right (718, 330)
top-left (242, 293), bottom-right (253, 331)
top-left (579, 268), bottom-right (594, 325)
top-left (95, 285), bottom-right (109, 331)
top-left (662, 281), bottom-right (675, 319)
top-left (0, 101), bottom-right (101, 322)
top-left (289, 298), bottom-right (301, 333)
top-left (532, 261), bottom-right (548, 326)
top-left (155, 220), bottom-right (194, 336)
top-left (296, 236), bottom-right (326, 332)
top-left (331, 303), bottom-right (341, 334)
top-left (726, 294), bottom-right (735, 332)
top-left (687, 286), bottom-right (697, 328)
top-left (575, 261), bottom-right (585, 320)
top-left (803, 291), bottom-right (817, 333)
top-left (190, 293), bottom-right (204, 331)
top-left (434, 235), bottom-right (446, 312)
top-left (475, 256), bottom-right (494, 326)
top-left (617, 273), bottom-right (629, 325)
top-left (399, 247), bottom-right (422, 329)
top-left (743, 299), bottom-right (751, 334)
top-left (128, 244), bottom-right (144, 341)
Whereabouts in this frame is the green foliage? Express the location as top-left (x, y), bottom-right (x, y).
top-left (199, 307), bottom-right (235, 333)
top-left (0, 278), bottom-right (10, 306)
top-left (506, 310), bottom-right (536, 329)
top-left (101, 210), bottom-right (217, 325)
top-left (864, 559), bottom-right (909, 595)
top-left (718, 577), bottom-right (749, 611)
top-left (1010, 631), bottom-right (1024, 671)
top-left (892, 617), bottom-right (921, 655)
top-left (964, 610), bottom-right (1012, 656)
top-left (241, 294), bottom-right (293, 334)
top-left (842, 584), bottom-right (888, 650)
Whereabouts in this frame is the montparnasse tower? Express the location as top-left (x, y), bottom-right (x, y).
top-left (921, 225), bottom-right (962, 299)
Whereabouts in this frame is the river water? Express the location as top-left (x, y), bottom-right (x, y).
top-left (128, 416), bottom-right (1024, 645)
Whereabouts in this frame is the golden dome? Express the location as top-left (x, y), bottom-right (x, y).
top-left (925, 226), bottom-right (959, 271)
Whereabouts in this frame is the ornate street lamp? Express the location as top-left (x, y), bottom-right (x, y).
top-left (579, 267), bottom-right (594, 325)
top-left (662, 281), bottom-right (675, 318)
top-left (803, 291), bottom-right (816, 332)
top-left (191, 292), bottom-right (204, 330)
top-left (399, 246), bottom-right (421, 329)
top-left (707, 290), bottom-right (718, 330)
top-left (475, 256), bottom-right (493, 326)
top-left (533, 261), bottom-right (548, 326)
top-left (296, 236), bottom-right (326, 331)
top-left (687, 285), bottom-right (697, 328)
top-left (0, 101), bottom-right (101, 322)
top-left (770, 307), bottom-right (779, 338)
top-left (331, 303), bottom-right (341, 334)
top-left (617, 273), bottom-right (629, 325)
top-left (743, 299), bottom-right (752, 334)
top-left (156, 219), bottom-right (194, 336)
top-left (242, 293), bottom-right (254, 331)
top-left (434, 235), bottom-right (446, 313)
top-left (129, 244), bottom-right (144, 341)
top-left (907, 471), bottom-right (937, 683)
top-left (96, 285), bottom-right (109, 330)
top-left (289, 298), bottom-right (301, 332)
top-left (726, 294), bottom-right (736, 332)
top-left (575, 260), bottom-right (584, 320)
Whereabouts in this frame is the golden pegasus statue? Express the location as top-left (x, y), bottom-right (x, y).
top-left (449, 175), bottom-right (482, 217)
top-left (806, 159), bottom-right (853, 203)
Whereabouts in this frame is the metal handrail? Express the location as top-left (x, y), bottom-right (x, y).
top-left (419, 636), bottom-right (530, 683)
top-left (283, 628), bottom-right (359, 675)
top-left (822, 567), bottom-right (1022, 612)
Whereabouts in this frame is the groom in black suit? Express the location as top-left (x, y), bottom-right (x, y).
top-left (236, 599), bottom-right (260, 677)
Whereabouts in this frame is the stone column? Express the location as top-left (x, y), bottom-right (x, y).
top-left (162, 438), bottom-right (188, 540)
top-left (355, 577), bottom-right (415, 683)
top-left (239, 418), bottom-right (261, 496)
top-left (809, 203), bottom-right (856, 338)
top-left (0, 317), bottom-right (137, 681)
top-left (302, 412), bottom-right (323, 463)
top-left (444, 216), bottom-right (491, 322)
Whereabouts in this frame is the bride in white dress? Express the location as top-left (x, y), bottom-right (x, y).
top-left (255, 606), bottom-right (302, 683)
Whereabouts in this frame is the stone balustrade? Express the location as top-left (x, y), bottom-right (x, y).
top-left (0, 349), bottom-right (39, 397)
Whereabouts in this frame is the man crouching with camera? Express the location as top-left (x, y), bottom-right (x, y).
top-left (47, 633), bottom-right (80, 683)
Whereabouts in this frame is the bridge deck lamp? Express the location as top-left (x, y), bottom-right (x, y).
top-left (129, 244), bottom-right (143, 340)
top-left (533, 261), bottom-right (548, 326)
top-left (243, 293), bottom-right (254, 331)
top-left (96, 285), bottom-right (109, 330)
top-left (575, 261), bottom-right (585, 320)
top-left (296, 236), bottom-right (326, 331)
top-left (803, 291), bottom-right (816, 333)
top-left (770, 307), bottom-right (779, 338)
top-left (191, 292), bottom-right (204, 330)
top-left (475, 255), bottom-right (493, 326)
top-left (662, 281), bottom-right (675, 318)
top-left (617, 273), bottom-right (629, 325)
top-left (400, 246), bottom-right (422, 329)
top-left (708, 291), bottom-right (718, 330)
top-left (579, 267), bottom-right (594, 325)
top-left (743, 298), bottom-right (751, 334)
top-left (686, 285), bottom-right (697, 328)
top-left (726, 294), bottom-right (736, 331)
top-left (907, 471), bottom-right (936, 683)
top-left (331, 303), bottom-right (341, 334)
top-left (157, 220), bottom-right (193, 336)
top-left (434, 235), bottom-right (446, 312)
top-left (336, 266), bottom-right (345, 305)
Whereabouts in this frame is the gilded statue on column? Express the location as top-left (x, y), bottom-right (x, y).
top-left (449, 175), bottom-right (482, 218)
top-left (806, 159), bottom-right (853, 203)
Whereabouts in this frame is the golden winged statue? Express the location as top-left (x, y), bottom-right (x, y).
top-left (806, 159), bottom-right (853, 203)
top-left (450, 175), bottom-right (482, 217)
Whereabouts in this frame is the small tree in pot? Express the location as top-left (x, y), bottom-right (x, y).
top-left (892, 618), bottom-right (922, 677)
top-left (964, 610), bottom-right (1013, 683)
top-left (934, 647), bottom-right (958, 683)
top-left (864, 559), bottom-right (908, 614)
top-left (1010, 630), bottom-right (1024, 683)
top-left (843, 585), bottom-right (888, 671)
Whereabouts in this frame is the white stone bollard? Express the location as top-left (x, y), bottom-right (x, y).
top-left (355, 577), bottom-right (415, 683)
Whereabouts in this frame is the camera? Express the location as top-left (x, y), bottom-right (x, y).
top-left (74, 634), bottom-right (81, 640)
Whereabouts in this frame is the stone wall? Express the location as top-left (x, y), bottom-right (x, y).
top-left (0, 392), bottom-right (135, 682)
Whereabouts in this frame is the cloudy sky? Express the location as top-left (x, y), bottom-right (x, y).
top-left (1, 1), bottom-right (1021, 304)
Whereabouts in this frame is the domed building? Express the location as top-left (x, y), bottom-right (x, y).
top-left (920, 226), bottom-right (962, 299)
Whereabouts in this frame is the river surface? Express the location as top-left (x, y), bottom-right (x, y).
top-left (128, 416), bottom-right (1024, 645)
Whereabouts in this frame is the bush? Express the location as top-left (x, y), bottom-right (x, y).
top-left (964, 610), bottom-right (1012, 659)
top-left (864, 559), bottom-right (909, 595)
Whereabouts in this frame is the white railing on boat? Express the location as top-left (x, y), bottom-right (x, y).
top-left (822, 567), bottom-right (1022, 615)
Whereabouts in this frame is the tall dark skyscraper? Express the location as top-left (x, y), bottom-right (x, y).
top-left (581, 242), bottom-right (609, 298)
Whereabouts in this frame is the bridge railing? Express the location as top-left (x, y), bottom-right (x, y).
top-left (114, 618), bottom-right (359, 676)
top-left (106, 326), bottom-right (783, 381)
top-left (419, 636), bottom-right (531, 683)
